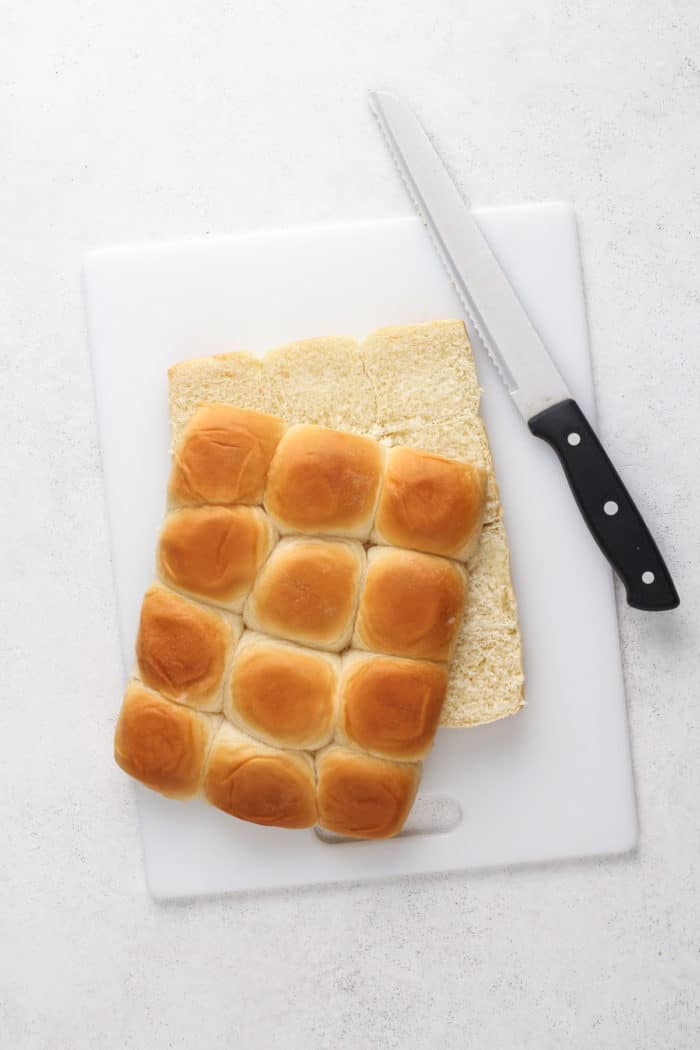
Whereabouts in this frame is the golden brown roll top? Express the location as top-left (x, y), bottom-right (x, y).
top-left (114, 682), bottom-right (219, 800)
top-left (156, 506), bottom-right (277, 611)
top-left (203, 722), bottom-right (317, 828)
top-left (168, 403), bottom-right (285, 507)
top-left (373, 446), bottom-right (487, 560)
top-left (243, 536), bottom-right (364, 651)
top-left (353, 546), bottom-right (467, 662)
top-left (338, 651), bottom-right (448, 761)
top-left (118, 395), bottom-right (498, 838)
top-left (264, 424), bottom-right (385, 539)
top-left (316, 746), bottom-right (420, 839)
top-left (226, 632), bottom-right (339, 750)
top-left (135, 584), bottom-right (240, 712)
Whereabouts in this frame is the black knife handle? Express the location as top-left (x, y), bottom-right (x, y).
top-left (528, 399), bottom-right (679, 611)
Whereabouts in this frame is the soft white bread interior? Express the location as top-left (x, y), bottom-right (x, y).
top-left (135, 584), bottom-right (241, 712)
top-left (315, 745), bottom-right (421, 839)
top-left (361, 322), bottom-right (481, 431)
top-left (226, 631), bottom-right (339, 750)
top-left (337, 650), bottom-right (448, 761)
top-left (114, 681), bottom-right (220, 800)
top-left (202, 721), bottom-right (318, 828)
top-left (264, 337), bottom-right (375, 434)
top-left (264, 423), bottom-right (385, 539)
top-left (168, 320), bottom-right (524, 727)
top-left (243, 536), bottom-right (364, 652)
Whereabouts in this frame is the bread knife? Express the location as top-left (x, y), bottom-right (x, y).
top-left (369, 90), bottom-right (679, 612)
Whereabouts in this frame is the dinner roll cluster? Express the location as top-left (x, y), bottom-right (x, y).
top-left (115, 406), bottom-right (487, 838)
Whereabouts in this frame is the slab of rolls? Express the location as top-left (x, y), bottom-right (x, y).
top-left (115, 405), bottom-right (487, 838)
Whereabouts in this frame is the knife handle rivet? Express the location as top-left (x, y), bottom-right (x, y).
top-left (642, 571), bottom-right (656, 585)
top-left (603, 501), bottom-right (619, 516)
top-left (567, 432), bottom-right (581, 446)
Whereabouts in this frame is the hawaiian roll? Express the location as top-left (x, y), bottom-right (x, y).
top-left (203, 722), bottom-right (318, 828)
top-left (168, 403), bottom-right (285, 507)
top-left (316, 745), bottom-right (420, 839)
top-left (373, 446), bottom-right (487, 560)
top-left (226, 632), bottom-right (339, 750)
top-left (243, 537), bottom-right (364, 651)
top-left (114, 681), bottom-right (218, 800)
top-left (264, 424), bottom-right (385, 538)
top-left (135, 584), bottom-right (240, 712)
top-left (156, 505), bottom-right (276, 611)
top-left (353, 546), bottom-right (467, 662)
top-left (338, 651), bottom-right (448, 761)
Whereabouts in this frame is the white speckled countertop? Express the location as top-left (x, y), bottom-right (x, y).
top-left (1, 2), bottom-right (698, 1046)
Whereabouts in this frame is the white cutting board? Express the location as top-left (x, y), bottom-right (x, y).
top-left (84, 204), bottom-right (637, 898)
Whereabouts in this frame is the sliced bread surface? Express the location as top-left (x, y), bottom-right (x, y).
top-left (168, 320), bottom-right (524, 727)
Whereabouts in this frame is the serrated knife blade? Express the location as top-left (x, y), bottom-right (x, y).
top-left (369, 90), bottom-right (679, 612)
top-left (369, 89), bottom-right (569, 419)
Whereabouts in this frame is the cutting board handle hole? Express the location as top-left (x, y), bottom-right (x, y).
top-left (314, 794), bottom-right (462, 844)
